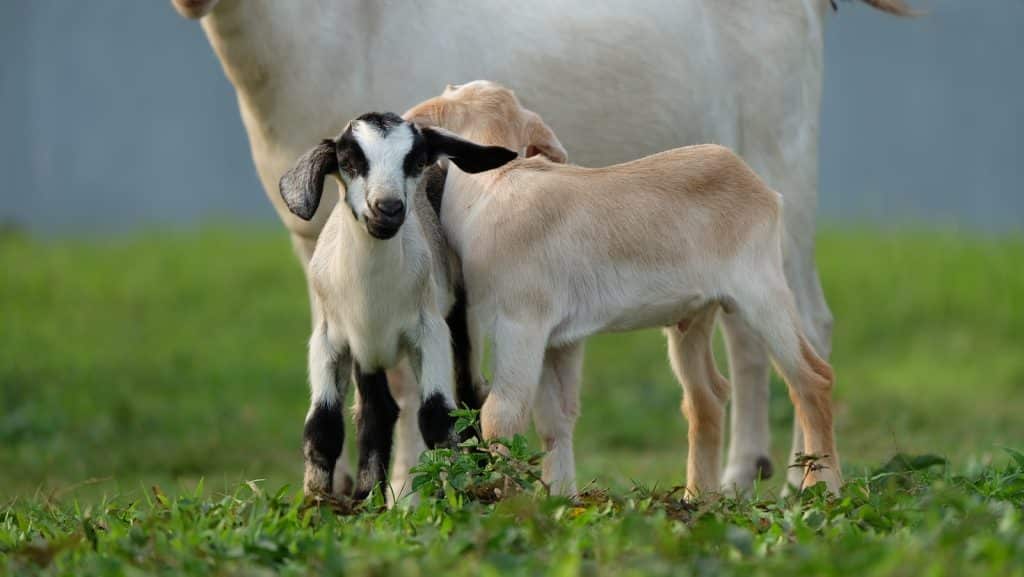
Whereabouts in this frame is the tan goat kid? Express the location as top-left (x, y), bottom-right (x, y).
top-left (405, 81), bottom-right (841, 497)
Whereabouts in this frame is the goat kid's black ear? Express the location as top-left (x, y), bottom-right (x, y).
top-left (278, 139), bottom-right (338, 221)
top-left (422, 127), bottom-right (518, 174)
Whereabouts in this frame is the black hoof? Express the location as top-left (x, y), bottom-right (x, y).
top-left (418, 393), bottom-right (457, 448)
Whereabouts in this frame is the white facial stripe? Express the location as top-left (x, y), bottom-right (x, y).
top-left (352, 121), bottom-right (416, 199)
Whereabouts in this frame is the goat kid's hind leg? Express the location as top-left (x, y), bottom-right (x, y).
top-left (783, 250), bottom-right (835, 491)
top-left (666, 308), bottom-right (731, 498)
top-left (739, 282), bottom-right (841, 494)
top-left (412, 312), bottom-right (459, 449)
top-left (303, 322), bottom-right (352, 498)
top-left (352, 363), bottom-right (400, 501)
top-left (532, 342), bottom-right (584, 496)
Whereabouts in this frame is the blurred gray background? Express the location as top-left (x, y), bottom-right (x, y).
top-left (0, 0), bottom-right (1020, 235)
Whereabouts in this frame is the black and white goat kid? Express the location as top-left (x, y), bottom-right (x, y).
top-left (279, 113), bottom-right (516, 500)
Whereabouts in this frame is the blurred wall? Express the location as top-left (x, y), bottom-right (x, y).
top-left (0, 0), bottom-right (1021, 235)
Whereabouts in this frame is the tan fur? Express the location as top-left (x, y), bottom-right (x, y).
top-left (408, 80), bottom-right (841, 496)
top-left (667, 308), bottom-right (731, 497)
top-left (791, 335), bottom-right (839, 487)
top-left (408, 85), bottom-right (779, 269)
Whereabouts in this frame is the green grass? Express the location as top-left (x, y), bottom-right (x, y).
top-left (2, 226), bottom-right (1023, 575)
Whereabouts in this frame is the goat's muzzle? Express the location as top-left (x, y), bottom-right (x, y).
top-left (365, 199), bottom-right (405, 240)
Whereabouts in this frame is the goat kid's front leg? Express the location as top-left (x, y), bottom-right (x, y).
top-left (303, 322), bottom-right (352, 498)
top-left (352, 363), bottom-right (400, 501)
top-left (481, 318), bottom-right (547, 442)
top-left (352, 362), bottom-right (399, 504)
top-left (410, 312), bottom-right (459, 448)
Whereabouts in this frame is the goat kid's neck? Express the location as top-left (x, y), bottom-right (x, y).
top-left (333, 210), bottom-right (408, 271)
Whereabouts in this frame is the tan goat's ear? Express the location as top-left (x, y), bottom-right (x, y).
top-left (524, 111), bottom-right (568, 164)
top-left (403, 98), bottom-right (447, 127)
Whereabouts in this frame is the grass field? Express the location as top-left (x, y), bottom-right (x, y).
top-left (2, 226), bottom-right (1023, 575)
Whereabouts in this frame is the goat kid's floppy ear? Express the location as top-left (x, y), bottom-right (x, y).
top-left (278, 139), bottom-right (338, 221)
top-left (524, 111), bottom-right (568, 164)
top-left (422, 127), bottom-right (518, 174)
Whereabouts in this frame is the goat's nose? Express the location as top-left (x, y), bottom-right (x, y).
top-left (373, 198), bottom-right (404, 217)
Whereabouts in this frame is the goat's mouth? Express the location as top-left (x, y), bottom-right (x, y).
top-left (365, 216), bottom-right (403, 240)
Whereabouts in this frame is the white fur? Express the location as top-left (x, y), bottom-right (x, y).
top-left (179, 0), bottom-right (906, 492)
top-left (345, 124), bottom-right (416, 220)
top-left (303, 119), bottom-right (456, 503)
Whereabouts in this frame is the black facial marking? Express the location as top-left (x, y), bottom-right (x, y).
top-left (353, 363), bottom-right (400, 500)
top-left (418, 392), bottom-right (456, 449)
top-left (355, 111), bottom-right (405, 136)
top-left (402, 129), bottom-right (431, 179)
top-left (303, 402), bottom-right (345, 492)
top-left (756, 456), bottom-right (775, 480)
top-left (336, 127), bottom-right (369, 179)
top-left (422, 163), bottom-right (448, 217)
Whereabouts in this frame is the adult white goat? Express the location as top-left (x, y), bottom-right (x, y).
top-left (172, 0), bottom-right (913, 492)
top-left (278, 112), bottom-right (517, 499)
top-left (405, 81), bottom-right (841, 496)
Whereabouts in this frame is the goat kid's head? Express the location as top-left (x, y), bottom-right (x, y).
top-left (279, 112), bottom-right (517, 240)
top-left (404, 80), bottom-right (568, 164)
top-left (170, 0), bottom-right (221, 19)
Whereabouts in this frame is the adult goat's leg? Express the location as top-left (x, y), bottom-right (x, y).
top-left (386, 359), bottom-right (426, 506)
top-left (732, 31), bottom-right (831, 491)
top-left (720, 313), bottom-right (774, 492)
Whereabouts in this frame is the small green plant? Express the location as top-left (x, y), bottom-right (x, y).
top-left (410, 408), bottom-right (546, 503)
top-left (4, 451), bottom-right (1024, 576)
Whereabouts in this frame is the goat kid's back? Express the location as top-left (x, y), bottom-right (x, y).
top-left (462, 145), bottom-right (784, 342)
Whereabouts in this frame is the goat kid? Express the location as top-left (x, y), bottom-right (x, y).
top-left (405, 82), bottom-right (841, 497)
top-left (279, 112), bottom-right (516, 499)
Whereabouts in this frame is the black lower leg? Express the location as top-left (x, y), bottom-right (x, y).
top-left (419, 392), bottom-right (457, 449)
top-left (303, 402), bottom-right (345, 495)
top-left (353, 364), bottom-right (399, 500)
top-left (447, 286), bottom-right (482, 411)
top-left (756, 456), bottom-right (775, 480)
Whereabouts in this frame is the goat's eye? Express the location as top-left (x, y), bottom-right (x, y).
top-left (405, 151), bottom-right (431, 176)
